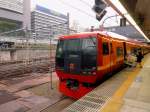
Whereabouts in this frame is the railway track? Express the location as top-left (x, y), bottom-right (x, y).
top-left (0, 57), bottom-right (54, 66)
top-left (0, 59), bottom-right (55, 79)
top-left (41, 98), bottom-right (74, 112)
top-left (39, 97), bottom-right (74, 112)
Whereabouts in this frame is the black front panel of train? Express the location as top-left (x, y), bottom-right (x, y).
top-left (56, 37), bottom-right (97, 75)
top-left (64, 39), bottom-right (81, 74)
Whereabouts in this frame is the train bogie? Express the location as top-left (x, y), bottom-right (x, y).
top-left (59, 79), bottom-right (94, 99)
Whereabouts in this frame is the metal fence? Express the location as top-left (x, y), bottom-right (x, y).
top-left (0, 22), bottom-right (75, 79)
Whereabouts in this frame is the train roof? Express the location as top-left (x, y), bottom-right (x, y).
top-left (60, 32), bottom-right (98, 39)
top-left (60, 31), bottom-right (144, 44)
top-left (61, 31), bottom-right (132, 40)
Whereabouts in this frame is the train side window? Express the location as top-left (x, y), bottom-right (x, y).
top-left (103, 42), bottom-right (109, 55)
top-left (117, 47), bottom-right (123, 56)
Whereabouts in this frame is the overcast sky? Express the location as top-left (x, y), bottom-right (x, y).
top-left (31, 0), bottom-right (120, 29)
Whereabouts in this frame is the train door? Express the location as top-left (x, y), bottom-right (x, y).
top-left (112, 41), bottom-right (118, 70)
top-left (123, 42), bottom-right (127, 59)
top-left (125, 42), bottom-right (132, 55)
top-left (102, 36), bottom-right (110, 74)
top-left (115, 42), bottom-right (124, 68)
top-left (110, 40), bottom-right (116, 73)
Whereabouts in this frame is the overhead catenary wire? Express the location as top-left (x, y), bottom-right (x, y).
top-left (0, 1), bottom-right (124, 35)
top-left (78, 0), bottom-right (92, 7)
top-left (1, 1), bottom-right (147, 38)
top-left (58, 0), bottom-right (120, 27)
top-left (58, 0), bottom-right (96, 19)
top-left (59, 0), bottom-right (149, 34)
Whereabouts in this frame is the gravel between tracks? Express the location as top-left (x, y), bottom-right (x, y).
top-left (0, 59), bottom-right (55, 79)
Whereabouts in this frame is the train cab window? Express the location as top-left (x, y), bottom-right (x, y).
top-left (82, 37), bottom-right (96, 52)
top-left (81, 37), bottom-right (97, 70)
top-left (66, 39), bottom-right (80, 52)
top-left (117, 47), bottom-right (123, 56)
top-left (56, 40), bottom-right (65, 68)
top-left (56, 40), bottom-right (64, 58)
top-left (103, 42), bottom-right (109, 55)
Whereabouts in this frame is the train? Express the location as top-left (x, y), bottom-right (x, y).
top-left (55, 31), bottom-right (150, 99)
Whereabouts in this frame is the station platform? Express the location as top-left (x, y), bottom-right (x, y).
top-left (62, 53), bottom-right (150, 112)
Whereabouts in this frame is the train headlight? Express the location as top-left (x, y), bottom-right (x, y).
top-left (88, 72), bottom-right (91, 74)
top-left (82, 72), bottom-right (86, 74)
top-left (92, 72), bottom-right (96, 75)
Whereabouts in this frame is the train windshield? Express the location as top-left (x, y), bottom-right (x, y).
top-left (81, 37), bottom-right (97, 71)
top-left (56, 37), bottom-right (97, 74)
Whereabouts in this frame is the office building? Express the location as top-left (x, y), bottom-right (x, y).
top-left (31, 5), bottom-right (69, 39)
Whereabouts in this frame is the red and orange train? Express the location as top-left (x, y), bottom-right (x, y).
top-left (55, 31), bottom-right (150, 99)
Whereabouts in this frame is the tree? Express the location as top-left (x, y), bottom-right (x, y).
top-left (0, 21), bottom-right (17, 32)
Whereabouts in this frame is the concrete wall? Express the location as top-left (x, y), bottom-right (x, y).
top-left (0, 49), bottom-right (56, 62)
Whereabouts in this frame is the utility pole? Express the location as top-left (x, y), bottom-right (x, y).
top-left (49, 26), bottom-right (53, 90)
top-left (67, 13), bottom-right (70, 35)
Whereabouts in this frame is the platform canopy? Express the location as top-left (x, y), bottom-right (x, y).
top-left (105, 0), bottom-right (150, 41)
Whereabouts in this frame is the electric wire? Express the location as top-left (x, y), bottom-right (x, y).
top-left (78, 0), bottom-right (92, 7)
top-left (58, 0), bottom-right (95, 19)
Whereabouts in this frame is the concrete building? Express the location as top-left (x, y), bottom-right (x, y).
top-left (0, 0), bottom-right (31, 31)
top-left (31, 5), bottom-right (69, 39)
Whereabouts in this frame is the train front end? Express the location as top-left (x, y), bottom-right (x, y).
top-left (56, 34), bottom-right (98, 99)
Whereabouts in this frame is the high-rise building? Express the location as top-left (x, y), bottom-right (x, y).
top-left (0, 0), bottom-right (31, 32)
top-left (31, 5), bottom-right (69, 39)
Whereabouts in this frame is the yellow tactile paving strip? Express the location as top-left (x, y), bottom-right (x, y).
top-left (100, 54), bottom-right (149, 112)
top-left (100, 68), bottom-right (140, 112)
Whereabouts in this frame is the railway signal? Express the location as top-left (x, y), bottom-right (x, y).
top-left (96, 10), bottom-right (107, 21)
top-left (93, 0), bottom-right (107, 21)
